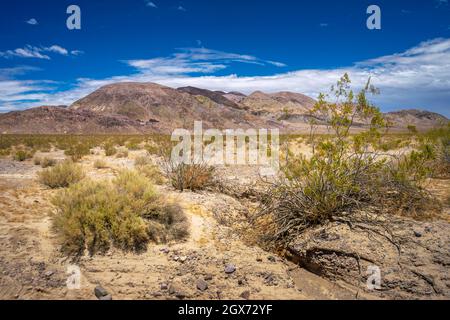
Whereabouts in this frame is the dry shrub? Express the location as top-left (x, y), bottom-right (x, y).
top-left (165, 163), bottom-right (215, 192)
top-left (134, 155), bottom-right (152, 167)
top-left (116, 147), bottom-right (129, 158)
top-left (35, 156), bottom-right (56, 168)
top-left (52, 170), bottom-right (188, 255)
top-left (93, 158), bottom-right (108, 169)
top-left (104, 142), bottom-right (117, 157)
top-left (38, 160), bottom-right (85, 188)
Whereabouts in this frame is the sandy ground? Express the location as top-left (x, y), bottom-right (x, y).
top-left (0, 150), bottom-right (375, 300)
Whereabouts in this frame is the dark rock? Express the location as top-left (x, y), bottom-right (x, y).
top-left (160, 283), bottom-right (168, 290)
top-left (414, 231), bottom-right (423, 238)
top-left (224, 264), bottom-right (236, 274)
top-left (204, 274), bottom-right (213, 281)
top-left (196, 279), bottom-right (208, 291)
top-left (267, 256), bottom-right (276, 262)
top-left (94, 286), bottom-right (109, 299)
top-left (240, 290), bottom-right (251, 300)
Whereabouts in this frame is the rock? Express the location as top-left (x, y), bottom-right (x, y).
top-left (94, 286), bottom-right (109, 299)
top-left (256, 257), bottom-right (263, 262)
top-left (179, 256), bottom-right (188, 263)
top-left (44, 270), bottom-right (55, 278)
top-left (196, 279), bottom-right (208, 291)
top-left (204, 274), bottom-right (213, 281)
top-left (224, 264), bottom-right (236, 274)
top-left (414, 230), bottom-right (423, 238)
top-left (98, 294), bottom-right (112, 301)
top-left (160, 248), bottom-right (170, 254)
top-left (160, 283), bottom-right (168, 290)
top-left (240, 290), bottom-right (251, 300)
top-left (267, 256), bottom-right (276, 262)
top-left (168, 284), bottom-right (177, 295)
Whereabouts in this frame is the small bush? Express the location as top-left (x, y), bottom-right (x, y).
top-left (138, 164), bottom-right (165, 185)
top-left (65, 144), bottom-right (91, 162)
top-left (52, 170), bottom-right (188, 255)
top-left (134, 155), bottom-right (152, 167)
top-left (93, 159), bottom-right (108, 169)
top-left (13, 149), bottom-right (34, 162)
top-left (116, 147), bottom-right (129, 158)
top-left (104, 143), bottom-right (117, 157)
top-left (39, 157), bottom-right (56, 168)
top-left (165, 163), bottom-right (215, 192)
top-left (38, 160), bottom-right (85, 188)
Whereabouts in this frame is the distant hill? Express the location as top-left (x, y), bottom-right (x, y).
top-left (0, 82), bottom-right (447, 134)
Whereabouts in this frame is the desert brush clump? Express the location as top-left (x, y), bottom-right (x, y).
top-left (13, 149), bottom-right (34, 162)
top-left (38, 160), bottom-right (85, 188)
top-left (52, 170), bottom-right (188, 255)
top-left (255, 74), bottom-right (443, 245)
top-left (34, 156), bottom-right (56, 168)
top-left (93, 158), bottom-right (108, 169)
top-left (165, 162), bottom-right (215, 192)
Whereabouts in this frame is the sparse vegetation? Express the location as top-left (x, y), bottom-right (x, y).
top-left (116, 147), bottom-right (129, 158)
top-left (38, 160), bottom-right (85, 188)
top-left (165, 162), bottom-right (215, 192)
top-left (52, 170), bottom-right (188, 255)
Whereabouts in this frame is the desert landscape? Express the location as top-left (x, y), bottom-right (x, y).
top-left (0, 76), bottom-right (449, 301)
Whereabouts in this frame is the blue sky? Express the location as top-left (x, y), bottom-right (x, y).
top-left (0, 0), bottom-right (449, 116)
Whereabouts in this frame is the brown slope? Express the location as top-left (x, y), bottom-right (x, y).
top-left (176, 86), bottom-right (241, 109)
top-left (0, 106), bottom-right (158, 134)
top-left (241, 91), bottom-right (316, 121)
top-left (70, 82), bottom-right (267, 131)
top-left (385, 109), bottom-right (449, 129)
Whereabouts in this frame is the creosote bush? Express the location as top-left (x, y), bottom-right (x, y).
top-left (166, 162), bottom-right (215, 192)
top-left (256, 74), bottom-right (444, 245)
top-left (38, 160), bottom-right (85, 188)
top-left (34, 156), bottom-right (56, 168)
top-left (52, 170), bottom-right (188, 255)
top-left (13, 149), bottom-right (34, 162)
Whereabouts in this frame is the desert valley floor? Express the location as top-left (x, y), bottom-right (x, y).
top-left (0, 143), bottom-right (449, 300)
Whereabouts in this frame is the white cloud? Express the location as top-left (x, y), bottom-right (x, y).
top-left (0, 45), bottom-right (80, 60)
top-left (125, 48), bottom-right (286, 76)
top-left (1, 39), bottom-right (450, 117)
top-left (319, 23), bottom-right (329, 27)
top-left (177, 6), bottom-right (186, 11)
top-left (145, 1), bottom-right (157, 8)
top-left (26, 18), bottom-right (38, 25)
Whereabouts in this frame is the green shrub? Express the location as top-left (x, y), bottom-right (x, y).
top-left (38, 160), bottom-right (85, 188)
top-left (256, 74), bottom-right (441, 245)
top-left (104, 143), bottom-right (117, 157)
top-left (65, 144), bottom-right (91, 162)
top-left (13, 149), bottom-right (34, 162)
top-left (52, 170), bottom-right (188, 255)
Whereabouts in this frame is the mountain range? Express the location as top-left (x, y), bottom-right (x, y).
top-left (0, 82), bottom-right (447, 134)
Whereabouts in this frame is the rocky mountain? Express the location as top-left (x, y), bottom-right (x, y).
top-left (385, 109), bottom-right (449, 129)
top-left (0, 82), bottom-right (447, 134)
top-left (0, 106), bottom-right (157, 134)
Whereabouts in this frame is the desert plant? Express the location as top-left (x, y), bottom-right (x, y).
top-left (38, 160), bottom-right (85, 188)
top-left (116, 147), bottom-right (129, 158)
top-left (255, 74), bottom-right (439, 245)
top-left (52, 170), bottom-right (188, 255)
top-left (164, 162), bottom-right (215, 192)
top-left (104, 142), bottom-right (117, 156)
top-left (93, 159), bottom-right (108, 169)
top-left (13, 149), bottom-right (34, 162)
top-left (65, 143), bottom-right (91, 162)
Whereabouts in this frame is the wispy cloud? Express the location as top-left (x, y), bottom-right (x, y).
top-left (319, 23), bottom-right (329, 27)
top-left (26, 18), bottom-right (38, 25)
top-left (2, 39), bottom-right (450, 117)
top-left (0, 45), bottom-right (80, 60)
top-left (125, 47), bottom-right (286, 76)
top-left (177, 5), bottom-right (186, 11)
top-left (145, 1), bottom-right (157, 8)
top-left (435, 0), bottom-right (448, 7)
